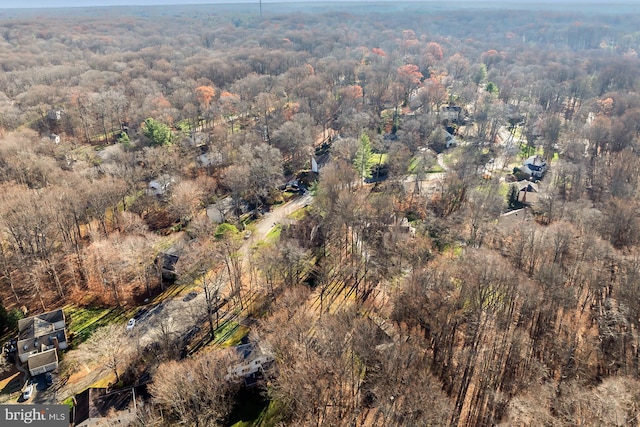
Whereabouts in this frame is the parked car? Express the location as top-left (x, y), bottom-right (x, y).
top-left (22, 383), bottom-right (34, 400)
top-left (126, 318), bottom-right (136, 331)
top-left (182, 291), bottom-right (198, 302)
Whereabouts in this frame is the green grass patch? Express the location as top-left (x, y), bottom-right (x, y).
top-left (281, 191), bottom-right (299, 202)
top-left (265, 224), bottom-right (282, 241)
top-left (370, 152), bottom-right (388, 165)
top-left (214, 320), bottom-right (249, 348)
top-left (519, 143), bottom-right (544, 159)
top-left (307, 180), bottom-right (318, 196)
top-left (215, 223), bottom-right (239, 239)
top-left (253, 399), bottom-right (287, 427)
top-left (498, 181), bottom-right (510, 198)
top-left (65, 305), bottom-right (129, 345)
top-left (409, 156), bottom-right (444, 174)
top-left (240, 213), bottom-right (255, 228)
top-left (121, 190), bottom-right (143, 211)
top-left (426, 164), bottom-right (445, 173)
top-left (91, 372), bottom-right (117, 389)
top-left (442, 244), bottom-right (464, 259)
top-left (63, 397), bottom-right (74, 409)
top-left (287, 206), bottom-right (310, 221)
top-left (408, 156), bottom-right (420, 174)
top-left (511, 126), bottom-right (523, 141)
top-left (150, 283), bottom-right (190, 303)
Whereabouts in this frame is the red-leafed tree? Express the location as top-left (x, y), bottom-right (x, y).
top-left (397, 64), bottom-right (424, 103)
top-left (398, 64), bottom-right (423, 87)
top-left (195, 85), bottom-right (216, 108)
top-left (427, 41), bottom-right (444, 61)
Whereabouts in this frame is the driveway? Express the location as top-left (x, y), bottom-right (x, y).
top-left (251, 193), bottom-right (313, 241)
top-left (33, 192), bottom-right (316, 406)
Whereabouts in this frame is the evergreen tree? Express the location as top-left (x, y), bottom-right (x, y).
top-left (354, 133), bottom-right (374, 180)
top-left (143, 118), bottom-right (174, 146)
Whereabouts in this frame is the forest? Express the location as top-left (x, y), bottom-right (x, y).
top-left (1, 1), bottom-right (640, 426)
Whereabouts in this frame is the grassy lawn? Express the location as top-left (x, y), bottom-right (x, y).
top-left (189, 320), bottom-right (250, 355)
top-left (286, 205), bottom-right (310, 221)
top-left (265, 224), bottom-right (282, 242)
top-left (498, 181), bottom-right (511, 198)
top-left (62, 396), bottom-right (74, 409)
top-left (230, 398), bottom-right (286, 427)
top-left (152, 233), bottom-right (184, 253)
top-left (370, 152), bottom-right (388, 165)
top-left (91, 372), bottom-right (117, 388)
top-left (214, 320), bottom-right (250, 348)
top-left (229, 388), bottom-right (270, 427)
top-left (442, 151), bottom-right (455, 166)
top-left (408, 156), bottom-right (420, 173)
top-left (65, 305), bottom-right (129, 345)
top-left (427, 164), bottom-right (445, 173)
top-left (409, 156), bottom-right (444, 174)
top-left (281, 191), bottom-right (299, 202)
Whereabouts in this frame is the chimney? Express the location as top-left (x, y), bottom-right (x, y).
top-left (52, 336), bottom-right (59, 350)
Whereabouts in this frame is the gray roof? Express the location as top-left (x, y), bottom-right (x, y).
top-left (18, 309), bottom-right (65, 340)
top-left (524, 155), bottom-right (546, 167)
top-left (17, 309), bottom-right (66, 360)
top-left (516, 180), bottom-right (538, 192)
top-left (27, 348), bottom-right (58, 371)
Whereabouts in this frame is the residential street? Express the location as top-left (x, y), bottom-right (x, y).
top-left (33, 192), bottom-right (314, 406)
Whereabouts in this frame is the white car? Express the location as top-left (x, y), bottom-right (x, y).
top-left (22, 383), bottom-right (34, 400)
top-left (126, 318), bottom-right (136, 331)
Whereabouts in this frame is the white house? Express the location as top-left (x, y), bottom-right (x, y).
top-left (444, 129), bottom-right (457, 148)
top-left (225, 343), bottom-right (274, 383)
top-left (521, 155), bottom-right (547, 179)
top-left (147, 175), bottom-right (174, 196)
top-left (197, 151), bottom-right (223, 168)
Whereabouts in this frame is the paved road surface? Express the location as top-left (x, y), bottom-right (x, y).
top-left (35, 193), bottom-right (315, 405)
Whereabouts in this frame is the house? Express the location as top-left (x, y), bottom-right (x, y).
top-left (225, 343), bottom-right (274, 386)
top-left (197, 151), bottom-right (223, 168)
top-left (444, 129), bottom-right (457, 148)
top-left (441, 105), bottom-right (463, 122)
top-left (521, 155), bottom-right (547, 179)
top-left (17, 309), bottom-right (68, 376)
top-left (147, 175), bottom-right (174, 196)
top-left (157, 245), bottom-right (180, 283)
top-left (189, 131), bottom-right (208, 148)
top-left (73, 387), bottom-right (137, 427)
top-left (516, 180), bottom-right (539, 205)
top-left (47, 109), bottom-right (64, 121)
top-left (207, 196), bottom-right (246, 223)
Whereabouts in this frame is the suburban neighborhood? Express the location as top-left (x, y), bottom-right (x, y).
top-left (1, 1), bottom-right (640, 426)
